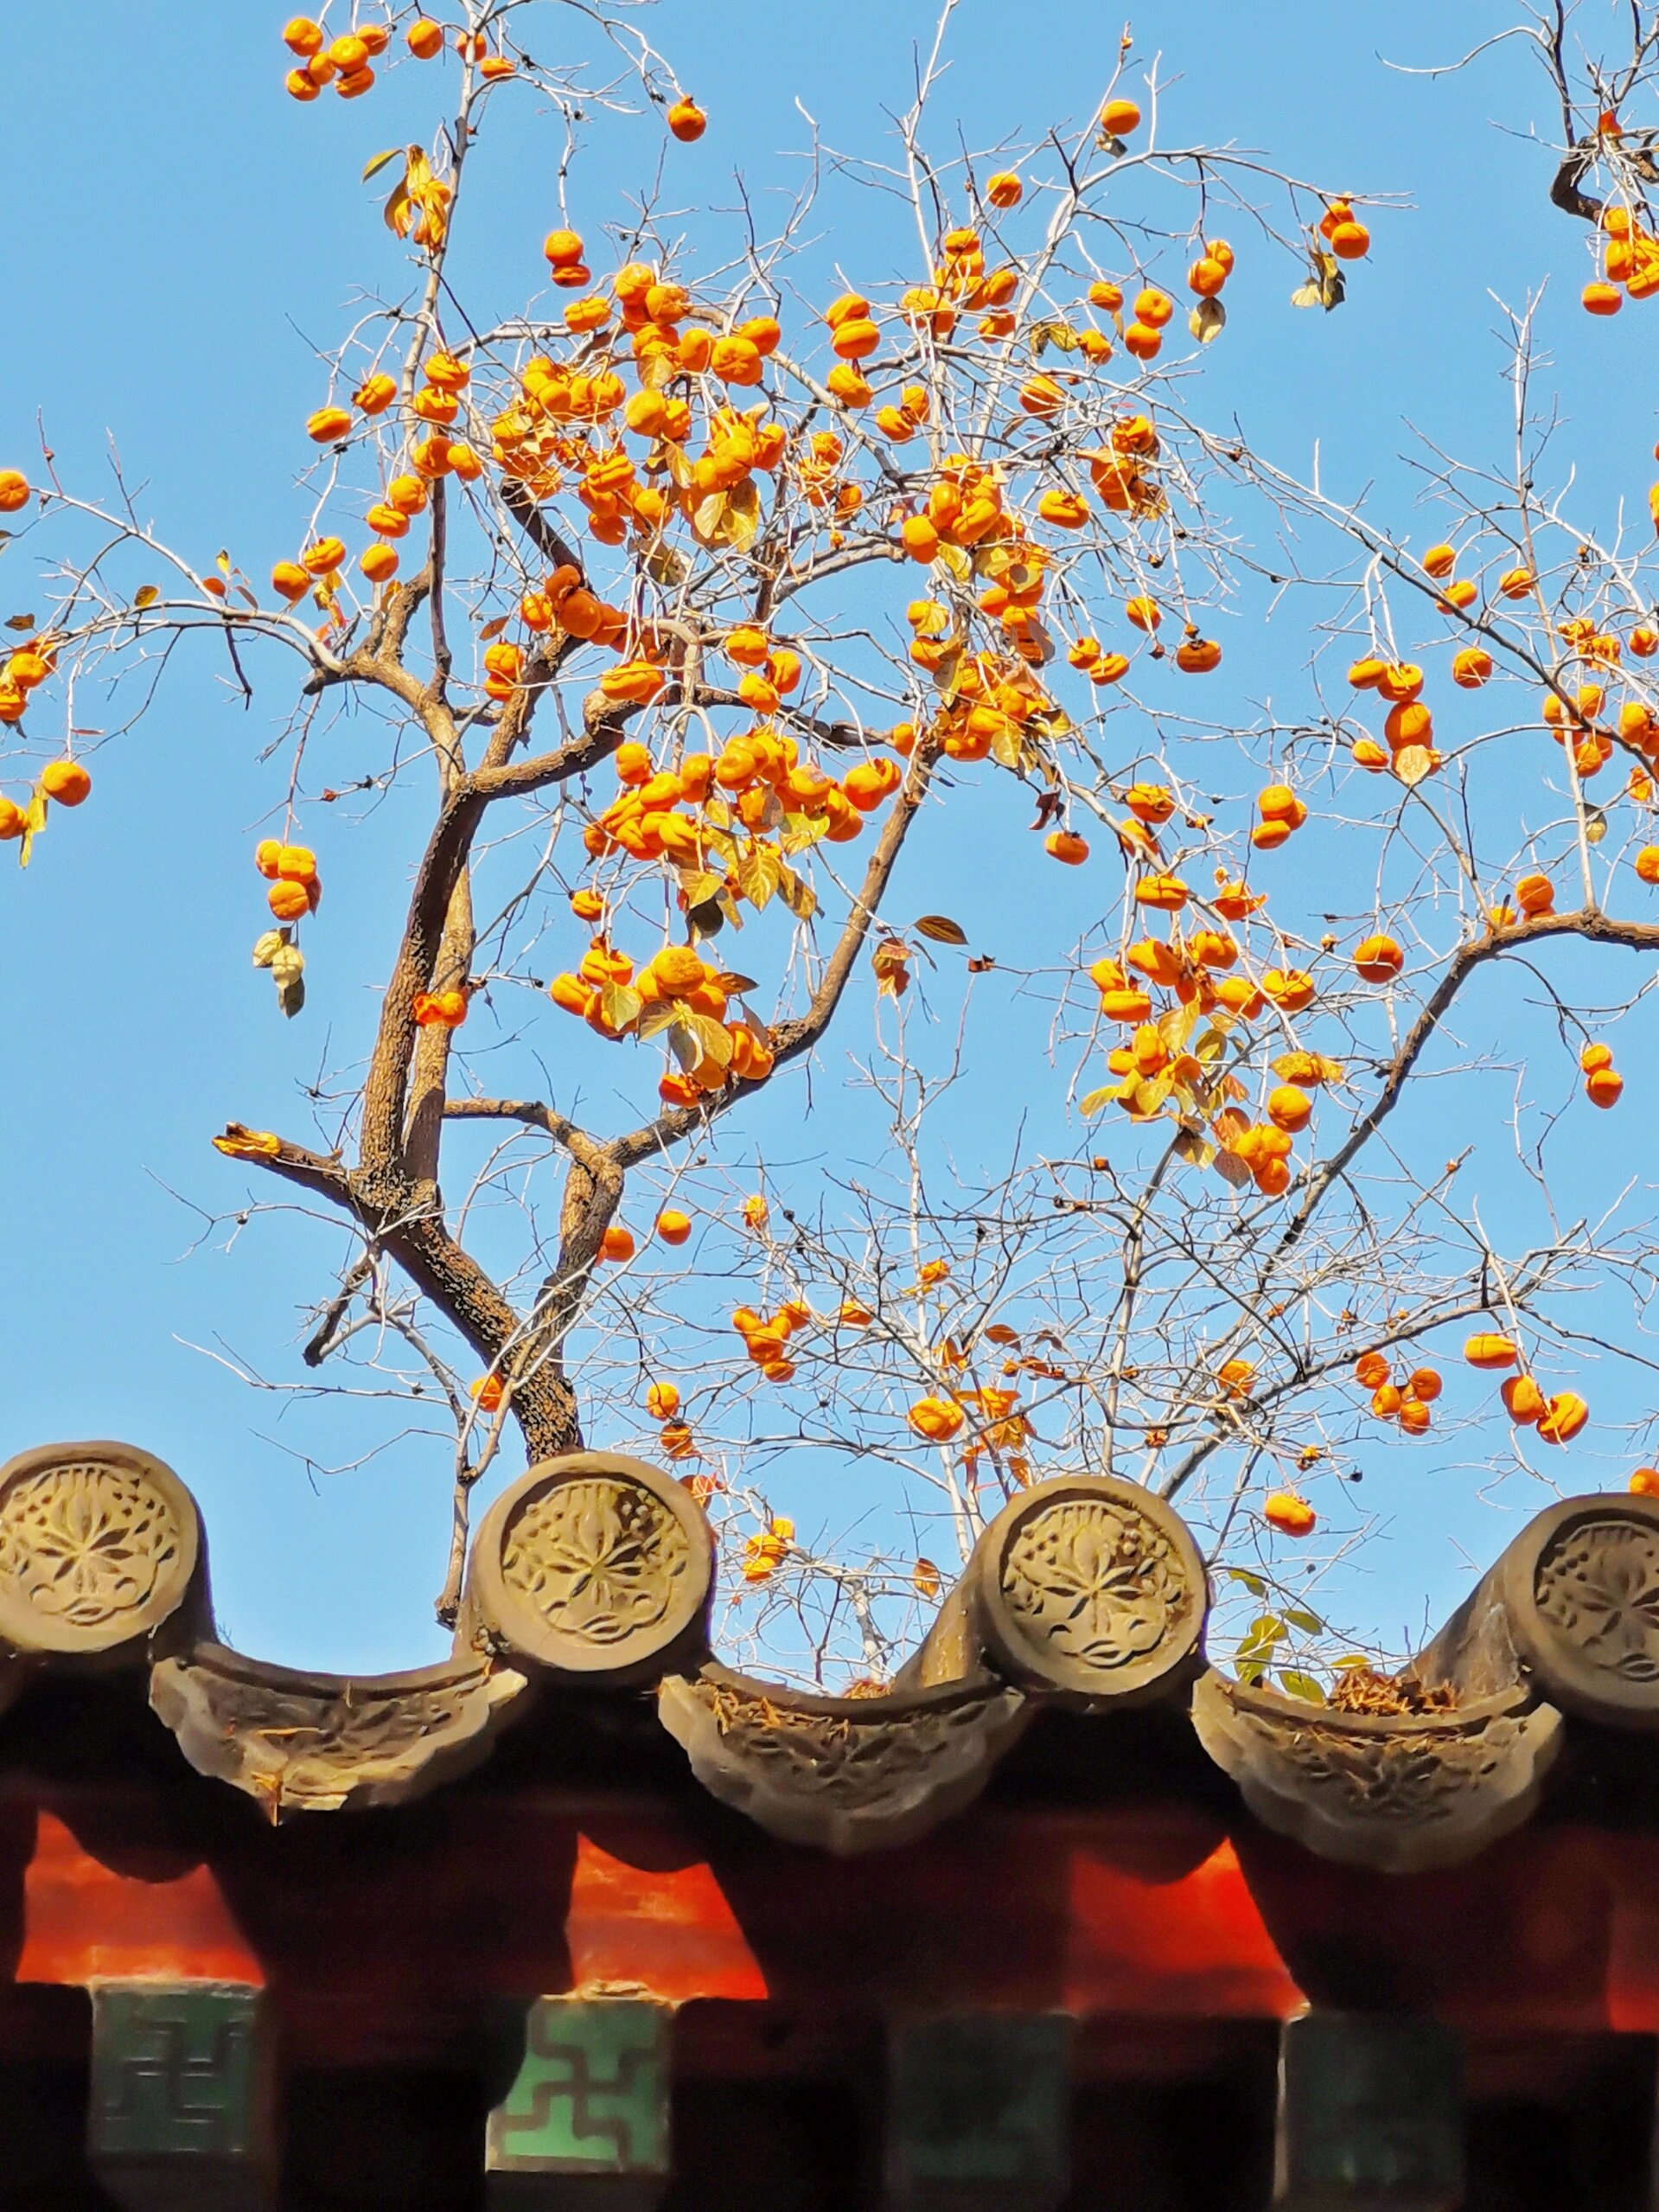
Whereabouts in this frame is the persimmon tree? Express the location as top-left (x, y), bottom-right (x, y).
top-left (8, 0), bottom-right (1659, 1690)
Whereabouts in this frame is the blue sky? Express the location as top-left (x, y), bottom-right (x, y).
top-left (3, 0), bottom-right (1656, 1672)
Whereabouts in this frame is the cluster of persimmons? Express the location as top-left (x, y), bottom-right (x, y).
top-left (11, 23), bottom-right (1659, 1578)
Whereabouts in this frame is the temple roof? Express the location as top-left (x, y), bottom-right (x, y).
top-left (1, 1437), bottom-right (1655, 1875)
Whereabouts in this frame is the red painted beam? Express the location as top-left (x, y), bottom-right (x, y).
top-left (8, 1784), bottom-right (1659, 2062)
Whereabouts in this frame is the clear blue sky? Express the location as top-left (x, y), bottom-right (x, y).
top-left (3, 0), bottom-right (1653, 1672)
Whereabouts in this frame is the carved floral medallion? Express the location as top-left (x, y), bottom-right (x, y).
top-left (1000, 1497), bottom-right (1187, 1672)
top-left (501, 1476), bottom-right (692, 1648)
top-left (0, 1460), bottom-right (184, 1631)
top-left (1534, 1517), bottom-right (1659, 1684)
top-left (973, 1474), bottom-right (1208, 1702)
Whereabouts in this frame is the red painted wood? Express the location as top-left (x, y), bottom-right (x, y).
top-left (6, 1780), bottom-right (1658, 2058)
top-left (18, 1809), bottom-right (262, 1987)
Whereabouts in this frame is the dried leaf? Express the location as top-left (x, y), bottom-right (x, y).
top-left (478, 615), bottom-right (509, 643)
top-left (1392, 743), bottom-right (1435, 787)
top-left (912, 1557), bottom-right (941, 1601)
top-left (913, 914), bottom-right (968, 946)
top-left (4, 613), bottom-right (35, 632)
top-left (779, 866), bottom-right (816, 922)
top-left (1290, 252), bottom-right (1345, 311)
top-left (714, 477), bottom-right (761, 552)
top-left (1189, 297), bottom-right (1226, 342)
top-left (645, 540), bottom-right (687, 586)
top-left (871, 939), bottom-right (911, 998)
top-left (278, 975), bottom-right (306, 1020)
top-left (686, 898), bottom-right (729, 941)
top-left (1213, 1147), bottom-right (1252, 1189)
top-left (251, 930), bottom-right (286, 970)
top-left (1025, 703), bottom-right (1073, 740)
top-left (133, 585), bottom-right (160, 610)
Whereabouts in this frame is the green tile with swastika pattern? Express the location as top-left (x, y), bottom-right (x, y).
top-left (888, 2014), bottom-right (1072, 2209)
top-left (89, 1985), bottom-right (265, 2162)
top-left (488, 1998), bottom-right (672, 2177)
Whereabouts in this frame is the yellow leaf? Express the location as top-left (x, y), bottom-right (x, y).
top-left (779, 866), bottom-right (816, 922)
top-left (912, 1557), bottom-right (941, 1600)
top-left (713, 478), bottom-right (760, 552)
top-left (213, 1125), bottom-right (282, 1160)
top-left (1393, 743), bottom-right (1435, 787)
top-left (667, 1020), bottom-right (700, 1071)
top-left (1158, 1003), bottom-right (1199, 1051)
top-left (689, 1013), bottom-right (732, 1067)
top-left (133, 585), bottom-right (160, 609)
top-left (17, 788), bottom-right (47, 868)
top-left (362, 147), bottom-right (402, 182)
top-left (1189, 297), bottom-right (1226, 343)
top-left (914, 915), bottom-right (968, 946)
top-left (737, 846), bottom-right (781, 911)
